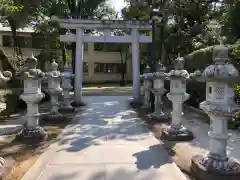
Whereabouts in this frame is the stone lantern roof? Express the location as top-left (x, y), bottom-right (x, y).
top-left (152, 61), bottom-right (166, 79)
top-left (190, 44), bottom-right (239, 83)
top-left (51, 60), bottom-right (58, 71)
top-left (140, 61), bottom-right (166, 80)
top-left (140, 65), bottom-right (150, 79)
top-left (47, 60), bottom-right (61, 77)
top-left (166, 54), bottom-right (189, 79)
top-left (143, 65), bottom-right (151, 74)
top-left (22, 54), bottom-right (45, 79)
top-left (156, 60), bottom-right (166, 72)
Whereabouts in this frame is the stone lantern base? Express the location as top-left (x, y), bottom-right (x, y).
top-left (191, 154), bottom-right (240, 180)
top-left (42, 112), bottom-right (67, 123)
top-left (129, 100), bottom-right (143, 109)
top-left (71, 100), bottom-right (86, 107)
top-left (59, 106), bottom-right (75, 113)
top-left (16, 126), bottom-right (47, 144)
top-left (161, 125), bottom-right (194, 141)
top-left (148, 112), bottom-right (170, 122)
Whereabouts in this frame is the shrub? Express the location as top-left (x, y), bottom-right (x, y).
top-left (164, 80), bottom-right (206, 108)
top-left (230, 111), bottom-right (240, 130)
top-left (234, 84), bottom-right (240, 105)
top-left (0, 89), bottom-right (26, 117)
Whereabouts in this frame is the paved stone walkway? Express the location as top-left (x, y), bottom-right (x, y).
top-left (22, 96), bottom-right (187, 180)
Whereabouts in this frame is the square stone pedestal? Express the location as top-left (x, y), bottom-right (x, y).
top-left (191, 155), bottom-right (240, 180)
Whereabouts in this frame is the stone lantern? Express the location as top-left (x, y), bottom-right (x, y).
top-left (141, 65), bottom-right (151, 109)
top-left (190, 44), bottom-right (240, 180)
top-left (59, 69), bottom-right (75, 113)
top-left (149, 61), bottom-right (169, 120)
top-left (44, 60), bottom-right (66, 121)
top-left (161, 54), bottom-right (193, 141)
top-left (0, 70), bottom-right (12, 168)
top-left (17, 55), bottom-right (47, 143)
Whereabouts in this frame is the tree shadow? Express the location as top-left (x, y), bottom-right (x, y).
top-left (55, 96), bottom-right (151, 153)
top-left (43, 147), bottom-right (173, 180)
top-left (57, 112), bottom-right (149, 152)
top-left (42, 171), bottom-right (81, 180)
top-left (133, 144), bottom-right (173, 170)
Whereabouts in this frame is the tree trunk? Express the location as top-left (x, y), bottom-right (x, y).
top-left (60, 29), bottom-right (67, 71)
top-left (8, 19), bottom-right (22, 55)
top-left (61, 42), bottom-right (67, 69)
top-left (119, 50), bottom-right (126, 86)
top-left (71, 28), bottom-right (76, 74)
top-left (71, 43), bottom-right (76, 73)
top-left (8, 18), bottom-right (24, 70)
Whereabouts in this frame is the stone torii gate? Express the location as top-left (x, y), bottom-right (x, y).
top-left (51, 16), bottom-right (152, 105)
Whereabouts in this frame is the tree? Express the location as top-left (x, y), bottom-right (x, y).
top-left (33, 20), bottom-right (62, 70)
top-left (0, 0), bottom-right (48, 70)
top-left (0, 0), bottom-right (22, 19)
top-left (29, 0), bottom-right (109, 73)
top-left (42, 0), bottom-right (106, 73)
top-left (122, 0), bottom-right (220, 66)
top-left (114, 30), bottom-right (129, 86)
top-left (220, 1), bottom-right (240, 42)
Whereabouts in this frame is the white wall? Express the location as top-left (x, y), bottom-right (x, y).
top-left (0, 31), bottom-right (133, 83)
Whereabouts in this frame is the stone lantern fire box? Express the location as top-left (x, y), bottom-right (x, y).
top-left (59, 71), bottom-right (75, 113)
top-left (190, 44), bottom-right (240, 180)
top-left (43, 60), bottom-right (66, 122)
top-left (16, 55), bottom-right (47, 143)
top-left (161, 54), bottom-right (193, 141)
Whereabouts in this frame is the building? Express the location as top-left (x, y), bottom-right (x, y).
top-left (0, 25), bottom-right (134, 83)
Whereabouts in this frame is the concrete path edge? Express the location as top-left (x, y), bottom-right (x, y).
top-left (20, 121), bottom-right (76, 180)
top-left (21, 105), bottom-right (188, 180)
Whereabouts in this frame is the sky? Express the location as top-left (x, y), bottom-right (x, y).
top-left (108, 0), bottom-right (126, 12)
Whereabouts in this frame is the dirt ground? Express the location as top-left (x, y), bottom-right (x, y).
top-left (0, 112), bottom-right (75, 180)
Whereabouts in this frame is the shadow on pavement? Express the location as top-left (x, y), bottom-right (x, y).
top-left (133, 144), bottom-right (173, 170)
top-left (56, 96), bottom-right (150, 153)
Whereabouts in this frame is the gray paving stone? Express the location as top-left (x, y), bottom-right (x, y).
top-left (38, 164), bottom-right (106, 180)
top-left (0, 124), bottom-right (23, 136)
top-left (105, 164), bottom-right (187, 180)
top-left (22, 96), bottom-right (187, 180)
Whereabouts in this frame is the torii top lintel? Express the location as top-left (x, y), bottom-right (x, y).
top-left (51, 16), bottom-right (152, 30)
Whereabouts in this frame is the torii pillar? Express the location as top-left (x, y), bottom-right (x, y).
top-left (74, 27), bottom-right (85, 106)
top-left (132, 28), bottom-right (140, 102)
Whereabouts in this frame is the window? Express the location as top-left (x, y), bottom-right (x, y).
top-left (83, 62), bottom-right (88, 73)
top-left (94, 63), bottom-right (105, 73)
top-left (3, 35), bottom-right (33, 48)
top-left (21, 36), bottom-right (32, 48)
top-left (16, 36), bottom-right (33, 48)
top-left (32, 36), bottom-right (43, 49)
top-left (94, 43), bottom-right (104, 51)
top-left (94, 63), bottom-right (121, 73)
top-left (94, 43), bottom-right (122, 52)
top-left (106, 63), bottom-right (121, 73)
top-left (3, 35), bottom-right (13, 47)
top-left (65, 43), bottom-right (88, 51)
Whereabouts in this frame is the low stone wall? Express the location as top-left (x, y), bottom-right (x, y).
top-left (0, 88), bottom-right (25, 115)
top-left (0, 85), bottom-right (50, 117)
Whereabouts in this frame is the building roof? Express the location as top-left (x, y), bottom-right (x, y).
top-left (0, 24), bottom-right (34, 33)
